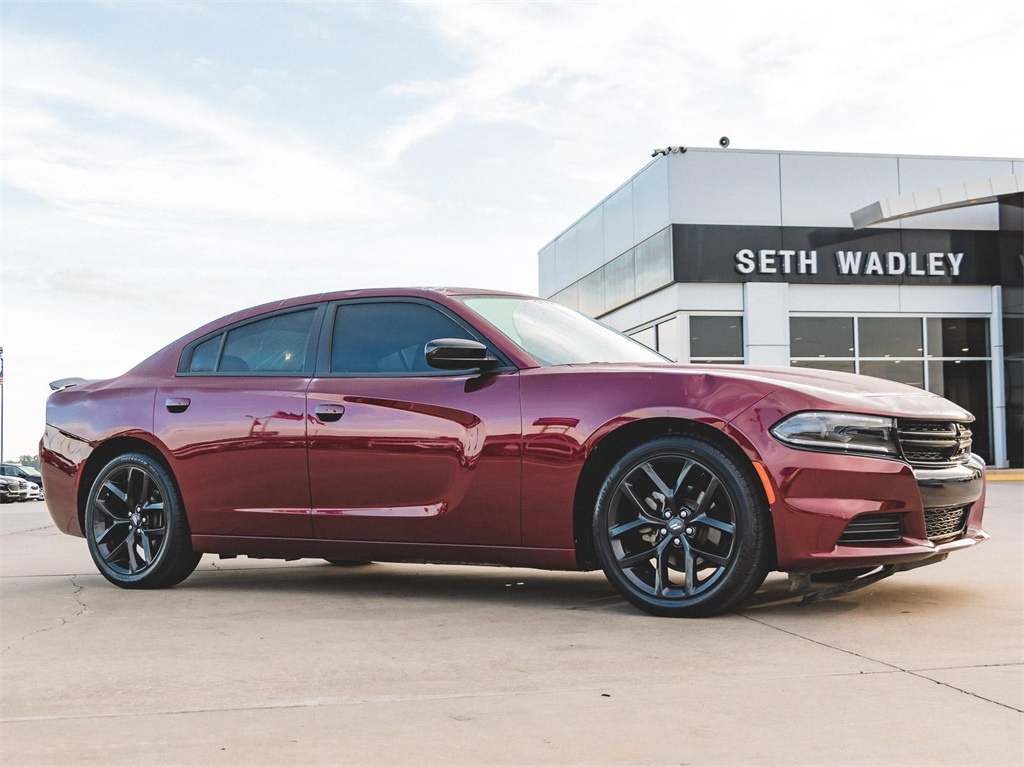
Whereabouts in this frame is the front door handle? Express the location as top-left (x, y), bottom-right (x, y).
top-left (165, 397), bottom-right (191, 413)
top-left (314, 404), bottom-right (345, 422)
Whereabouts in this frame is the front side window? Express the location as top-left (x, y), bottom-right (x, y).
top-left (330, 301), bottom-right (477, 375)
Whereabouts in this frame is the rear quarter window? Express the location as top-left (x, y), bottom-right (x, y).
top-left (180, 308), bottom-right (318, 375)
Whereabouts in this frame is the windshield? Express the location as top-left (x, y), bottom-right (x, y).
top-left (461, 296), bottom-right (668, 366)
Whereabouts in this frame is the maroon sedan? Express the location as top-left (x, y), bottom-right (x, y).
top-left (41, 288), bottom-right (987, 617)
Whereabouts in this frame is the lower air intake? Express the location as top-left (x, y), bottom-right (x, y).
top-left (837, 514), bottom-right (904, 545)
top-left (924, 505), bottom-right (969, 542)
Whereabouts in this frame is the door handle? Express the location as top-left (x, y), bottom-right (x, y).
top-left (314, 404), bottom-right (345, 422)
top-left (165, 397), bottom-right (191, 413)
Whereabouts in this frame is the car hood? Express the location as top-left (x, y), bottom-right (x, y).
top-left (553, 362), bottom-right (974, 421)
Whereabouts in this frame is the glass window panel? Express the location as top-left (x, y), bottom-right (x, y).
top-left (926, 318), bottom-right (989, 358)
top-left (998, 315), bottom-right (1022, 466)
top-left (551, 283), bottom-right (580, 312)
top-left (577, 269), bottom-right (606, 318)
top-left (634, 228), bottom-right (673, 298)
top-left (603, 250), bottom-right (636, 312)
top-left (463, 296), bottom-right (664, 365)
top-left (859, 318), bottom-right (923, 358)
top-left (790, 317), bottom-right (854, 358)
top-left (188, 335), bottom-right (222, 372)
top-left (629, 326), bottom-right (657, 351)
top-left (221, 310), bottom-right (315, 373)
top-left (928, 360), bottom-right (992, 462)
top-left (859, 359), bottom-right (924, 389)
top-left (657, 316), bottom-right (679, 362)
top-left (332, 302), bottom-right (473, 375)
top-left (690, 316), bottom-right (743, 359)
top-left (790, 359), bottom-right (857, 374)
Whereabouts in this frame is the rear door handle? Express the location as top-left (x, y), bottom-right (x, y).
top-left (314, 404), bottom-right (345, 422)
top-left (165, 397), bottom-right (191, 413)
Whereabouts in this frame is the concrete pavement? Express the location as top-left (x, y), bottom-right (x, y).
top-left (2, 484), bottom-right (1022, 766)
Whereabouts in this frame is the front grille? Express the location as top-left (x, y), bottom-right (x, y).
top-left (924, 505), bottom-right (969, 542)
top-left (837, 513), bottom-right (904, 545)
top-left (896, 420), bottom-right (972, 467)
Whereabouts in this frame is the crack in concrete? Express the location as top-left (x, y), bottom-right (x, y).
top-left (0, 525), bottom-right (56, 537)
top-left (70, 575), bottom-right (89, 617)
top-left (1, 575), bottom-right (89, 657)
top-left (737, 612), bottom-right (1023, 713)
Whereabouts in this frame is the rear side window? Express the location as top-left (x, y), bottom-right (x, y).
top-left (331, 302), bottom-right (475, 375)
top-left (184, 309), bottom-right (317, 374)
top-left (188, 336), bottom-right (222, 373)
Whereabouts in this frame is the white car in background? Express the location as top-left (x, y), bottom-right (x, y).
top-left (0, 464), bottom-right (44, 501)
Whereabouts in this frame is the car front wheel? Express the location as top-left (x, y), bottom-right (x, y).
top-left (85, 453), bottom-right (201, 589)
top-left (593, 436), bottom-right (770, 618)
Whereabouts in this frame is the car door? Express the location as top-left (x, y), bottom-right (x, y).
top-left (154, 305), bottom-right (324, 538)
top-left (307, 298), bottom-right (522, 545)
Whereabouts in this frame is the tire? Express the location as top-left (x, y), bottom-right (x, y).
top-left (323, 559), bottom-right (372, 567)
top-left (593, 436), bottom-right (770, 618)
top-left (84, 453), bottom-right (201, 589)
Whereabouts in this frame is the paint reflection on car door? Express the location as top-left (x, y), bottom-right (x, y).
top-left (155, 307), bottom-right (322, 538)
top-left (306, 299), bottom-right (522, 545)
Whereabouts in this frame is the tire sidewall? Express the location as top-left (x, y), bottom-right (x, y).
top-left (84, 453), bottom-right (194, 588)
top-left (593, 436), bottom-right (768, 617)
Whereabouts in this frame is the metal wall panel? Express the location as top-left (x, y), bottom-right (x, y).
top-left (669, 150), bottom-right (782, 226)
top-left (554, 226), bottom-right (579, 291)
top-left (632, 157), bottom-right (671, 243)
top-left (577, 207), bottom-right (605, 277)
top-left (790, 284), bottom-right (901, 313)
top-left (603, 184), bottom-right (635, 261)
top-left (780, 153), bottom-right (901, 228)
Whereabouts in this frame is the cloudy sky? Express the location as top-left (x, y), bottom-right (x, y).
top-left (1, 0), bottom-right (1022, 460)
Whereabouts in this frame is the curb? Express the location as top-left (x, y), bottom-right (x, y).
top-left (986, 471), bottom-right (1024, 482)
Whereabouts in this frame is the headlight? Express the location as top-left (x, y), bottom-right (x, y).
top-left (770, 412), bottom-right (897, 457)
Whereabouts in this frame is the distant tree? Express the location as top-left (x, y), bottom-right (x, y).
top-left (17, 454), bottom-right (40, 469)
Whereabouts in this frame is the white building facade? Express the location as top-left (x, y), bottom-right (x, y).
top-left (538, 149), bottom-right (1024, 467)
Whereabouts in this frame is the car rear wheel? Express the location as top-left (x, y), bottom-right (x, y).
top-left (593, 436), bottom-right (770, 618)
top-left (85, 453), bottom-right (201, 589)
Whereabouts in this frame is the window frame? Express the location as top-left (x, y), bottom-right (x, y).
top-left (788, 314), bottom-right (992, 387)
top-left (688, 314), bottom-right (744, 364)
top-left (315, 297), bottom-right (516, 379)
top-left (176, 304), bottom-right (327, 377)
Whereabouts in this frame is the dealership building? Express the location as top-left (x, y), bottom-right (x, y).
top-left (538, 148), bottom-right (1023, 467)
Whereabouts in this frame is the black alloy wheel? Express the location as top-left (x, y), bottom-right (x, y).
top-left (593, 436), bottom-right (770, 618)
top-left (85, 453), bottom-right (201, 589)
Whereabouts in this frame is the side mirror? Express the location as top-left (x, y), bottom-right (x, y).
top-left (424, 338), bottom-right (500, 371)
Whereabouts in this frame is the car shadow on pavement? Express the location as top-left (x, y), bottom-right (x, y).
top-left (164, 559), bottom-right (978, 618)
top-left (182, 560), bottom-right (639, 613)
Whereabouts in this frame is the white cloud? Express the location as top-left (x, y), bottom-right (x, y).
top-left (380, 0), bottom-right (1023, 178)
top-left (2, 33), bottom-right (420, 229)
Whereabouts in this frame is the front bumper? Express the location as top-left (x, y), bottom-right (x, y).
top-left (759, 448), bottom-right (986, 573)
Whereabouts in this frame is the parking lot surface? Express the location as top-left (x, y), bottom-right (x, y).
top-left (2, 484), bottom-right (1022, 766)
